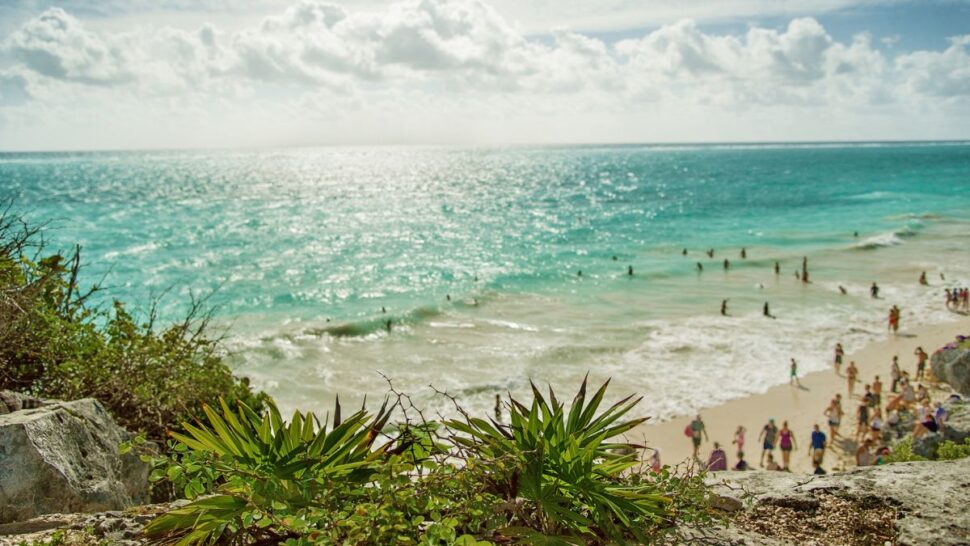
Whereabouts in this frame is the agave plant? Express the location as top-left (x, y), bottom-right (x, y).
top-left (145, 396), bottom-right (393, 545)
top-left (446, 377), bottom-right (670, 543)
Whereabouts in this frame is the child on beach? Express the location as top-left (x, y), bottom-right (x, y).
top-left (759, 419), bottom-right (778, 467)
top-left (732, 425), bottom-right (745, 455)
top-left (765, 453), bottom-right (781, 471)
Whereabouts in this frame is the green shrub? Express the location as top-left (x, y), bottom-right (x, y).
top-left (0, 207), bottom-right (265, 441)
top-left (937, 438), bottom-right (970, 460)
top-left (884, 436), bottom-right (928, 463)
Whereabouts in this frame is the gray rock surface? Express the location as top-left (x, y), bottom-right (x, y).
top-left (931, 344), bottom-right (970, 395)
top-left (0, 397), bottom-right (149, 524)
top-left (707, 458), bottom-right (970, 545)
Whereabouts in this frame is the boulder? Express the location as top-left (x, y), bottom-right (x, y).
top-left (931, 342), bottom-right (970, 396)
top-left (0, 396), bottom-right (149, 523)
top-left (706, 458), bottom-right (970, 545)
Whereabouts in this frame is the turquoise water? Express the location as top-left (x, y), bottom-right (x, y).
top-left (3, 143), bottom-right (970, 418)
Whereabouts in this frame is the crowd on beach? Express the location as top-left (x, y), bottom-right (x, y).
top-left (667, 245), bottom-right (965, 475)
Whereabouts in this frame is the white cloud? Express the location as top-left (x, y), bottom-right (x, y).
top-left (0, 0), bottom-right (968, 149)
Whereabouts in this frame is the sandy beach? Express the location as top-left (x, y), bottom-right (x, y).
top-left (633, 313), bottom-right (970, 474)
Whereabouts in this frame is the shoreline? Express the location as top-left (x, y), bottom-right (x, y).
top-left (632, 313), bottom-right (970, 474)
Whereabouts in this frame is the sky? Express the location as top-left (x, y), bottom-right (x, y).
top-left (0, 0), bottom-right (969, 150)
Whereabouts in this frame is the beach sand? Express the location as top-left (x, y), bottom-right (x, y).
top-left (632, 314), bottom-right (970, 474)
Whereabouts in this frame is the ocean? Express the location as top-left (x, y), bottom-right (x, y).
top-left (3, 142), bottom-right (969, 420)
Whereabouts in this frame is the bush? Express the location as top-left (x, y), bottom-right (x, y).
top-left (883, 436), bottom-right (928, 463)
top-left (0, 205), bottom-right (265, 441)
top-left (937, 438), bottom-right (970, 460)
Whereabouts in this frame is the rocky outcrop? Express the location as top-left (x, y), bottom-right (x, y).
top-left (931, 341), bottom-right (970, 395)
top-left (0, 502), bottom-right (185, 546)
top-left (705, 458), bottom-right (970, 545)
top-left (909, 401), bottom-right (970, 459)
top-left (0, 396), bottom-right (149, 524)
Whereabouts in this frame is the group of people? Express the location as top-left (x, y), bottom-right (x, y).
top-left (946, 287), bottom-right (969, 312)
top-left (685, 415), bottom-right (830, 474)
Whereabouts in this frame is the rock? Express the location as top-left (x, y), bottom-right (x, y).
top-left (0, 502), bottom-right (178, 545)
top-left (909, 401), bottom-right (970, 459)
top-left (0, 397), bottom-right (149, 524)
top-left (706, 458), bottom-right (970, 545)
top-left (0, 391), bottom-right (48, 414)
top-left (931, 343), bottom-right (970, 396)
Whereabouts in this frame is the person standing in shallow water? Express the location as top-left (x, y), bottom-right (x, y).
top-left (721, 299), bottom-right (728, 316)
top-left (774, 261), bottom-right (780, 275)
top-left (790, 358), bottom-right (801, 387)
top-left (723, 258), bottom-right (730, 270)
top-left (741, 248), bottom-right (747, 259)
top-left (834, 342), bottom-right (844, 375)
top-left (871, 282), bottom-right (880, 298)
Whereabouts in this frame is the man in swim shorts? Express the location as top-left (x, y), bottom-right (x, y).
top-left (759, 418), bottom-right (778, 467)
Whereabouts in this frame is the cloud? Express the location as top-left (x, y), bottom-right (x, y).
top-left (0, 0), bottom-right (968, 149)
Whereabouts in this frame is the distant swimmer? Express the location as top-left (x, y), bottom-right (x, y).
top-left (696, 262), bottom-right (703, 272)
top-left (382, 306), bottom-right (386, 313)
top-left (474, 275), bottom-right (478, 281)
top-left (628, 265), bottom-right (634, 276)
top-left (385, 319), bottom-right (392, 332)
top-left (919, 271), bottom-right (928, 285)
top-left (870, 282), bottom-right (880, 298)
top-left (839, 285), bottom-right (848, 295)
top-left (494, 394), bottom-right (501, 421)
top-left (577, 270), bottom-right (583, 277)
top-left (774, 261), bottom-right (780, 275)
top-left (721, 299), bottom-right (729, 316)
top-left (763, 302), bottom-right (774, 318)
top-left (682, 248), bottom-right (688, 256)
top-left (612, 255), bottom-right (618, 261)
top-left (446, 294), bottom-right (451, 301)
top-left (723, 258), bottom-right (730, 271)
top-left (707, 249), bottom-right (714, 258)
top-left (854, 231), bottom-right (859, 238)
top-left (741, 247), bottom-right (747, 259)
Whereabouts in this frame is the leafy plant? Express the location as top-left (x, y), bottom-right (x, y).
top-left (144, 396), bottom-right (394, 545)
top-left (884, 436), bottom-right (928, 463)
top-left (446, 377), bottom-right (671, 543)
top-left (937, 438), bottom-right (970, 460)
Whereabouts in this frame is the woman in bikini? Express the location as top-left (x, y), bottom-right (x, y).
top-left (778, 421), bottom-right (797, 471)
top-left (825, 398), bottom-right (842, 439)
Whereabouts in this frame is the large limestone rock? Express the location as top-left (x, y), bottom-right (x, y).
top-left (0, 396), bottom-right (149, 524)
top-left (706, 458), bottom-right (970, 545)
top-left (931, 342), bottom-right (970, 395)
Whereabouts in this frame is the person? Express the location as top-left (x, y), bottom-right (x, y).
top-left (889, 305), bottom-right (900, 334)
top-left (834, 342), bottom-right (844, 374)
top-left (901, 380), bottom-right (916, 410)
top-left (839, 285), bottom-right (848, 295)
top-left (946, 288), bottom-right (954, 309)
top-left (446, 294), bottom-right (451, 301)
top-left (707, 442), bottom-right (728, 471)
top-left (759, 419), bottom-right (778, 467)
top-left (778, 421), bottom-right (796, 471)
top-left (813, 461), bottom-right (827, 475)
top-left (763, 302), bottom-right (774, 318)
top-left (846, 361), bottom-right (858, 398)
top-left (790, 359), bottom-right (801, 387)
top-left (577, 270), bottom-right (582, 277)
top-left (856, 401), bottom-right (870, 443)
top-left (810, 424), bottom-right (827, 464)
top-left (862, 384), bottom-right (876, 411)
top-left (871, 282), bottom-right (880, 298)
top-left (741, 248), bottom-right (747, 259)
top-left (627, 265), bottom-right (633, 276)
top-left (682, 248), bottom-right (687, 256)
top-left (914, 347), bottom-right (928, 380)
top-left (887, 409), bottom-right (903, 439)
top-left (774, 261), bottom-right (780, 275)
top-left (732, 425), bottom-right (746, 454)
top-left (825, 397), bottom-right (842, 439)
top-left (688, 415), bottom-right (708, 458)
top-left (801, 256), bottom-right (808, 284)
top-left (919, 271), bottom-right (928, 285)
top-left (723, 258), bottom-right (730, 271)
top-left (721, 299), bottom-right (728, 316)
top-left (765, 452), bottom-right (781, 471)
top-left (650, 449), bottom-right (662, 472)
top-left (869, 411), bottom-right (883, 442)
top-left (696, 262), bottom-right (703, 272)
top-left (856, 438), bottom-right (873, 466)
top-left (913, 399), bottom-right (939, 439)
top-left (916, 383), bottom-right (930, 403)
top-left (934, 402), bottom-right (948, 432)
top-left (872, 375), bottom-right (883, 409)
top-left (385, 319), bottom-right (393, 332)
top-left (494, 394), bottom-right (502, 421)
top-left (733, 451), bottom-right (751, 471)
top-left (707, 249), bottom-right (714, 258)
top-left (890, 356), bottom-right (901, 393)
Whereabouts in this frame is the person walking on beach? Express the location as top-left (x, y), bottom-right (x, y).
top-left (790, 358), bottom-right (801, 387)
top-left (834, 342), bottom-right (844, 374)
top-left (707, 442), bottom-right (728, 471)
top-left (914, 346), bottom-right (928, 380)
top-left (846, 361), bottom-right (859, 398)
top-left (872, 376), bottom-right (883, 409)
top-left (801, 256), bottom-right (809, 284)
top-left (688, 415), bottom-right (708, 459)
top-left (732, 425), bottom-right (746, 455)
top-left (810, 424), bottom-right (827, 464)
top-left (856, 401), bottom-right (870, 444)
top-left (825, 397), bottom-right (843, 439)
top-left (778, 421), bottom-right (796, 471)
top-left (759, 419), bottom-right (779, 467)
top-left (890, 356), bottom-right (901, 393)
top-left (871, 282), bottom-right (880, 298)
top-left (919, 271), bottom-right (928, 285)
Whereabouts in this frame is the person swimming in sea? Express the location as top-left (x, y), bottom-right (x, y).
top-left (628, 265), bottom-right (633, 276)
top-left (721, 299), bottom-right (729, 316)
top-left (741, 247), bottom-right (747, 259)
top-left (446, 294), bottom-right (451, 301)
top-left (706, 249), bottom-right (714, 258)
top-left (682, 248), bottom-right (688, 256)
top-left (696, 262), bottom-right (703, 272)
top-left (577, 270), bottom-right (583, 277)
top-left (723, 258), bottom-right (730, 270)
top-left (385, 319), bottom-right (392, 332)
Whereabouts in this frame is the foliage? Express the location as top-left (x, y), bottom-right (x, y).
top-left (446, 378), bottom-right (672, 543)
top-left (0, 204), bottom-right (266, 441)
top-left (936, 438), bottom-right (970, 460)
top-left (884, 436), bottom-right (928, 463)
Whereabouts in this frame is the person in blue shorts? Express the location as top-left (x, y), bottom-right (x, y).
top-left (759, 418), bottom-right (778, 467)
top-left (810, 423), bottom-right (827, 464)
